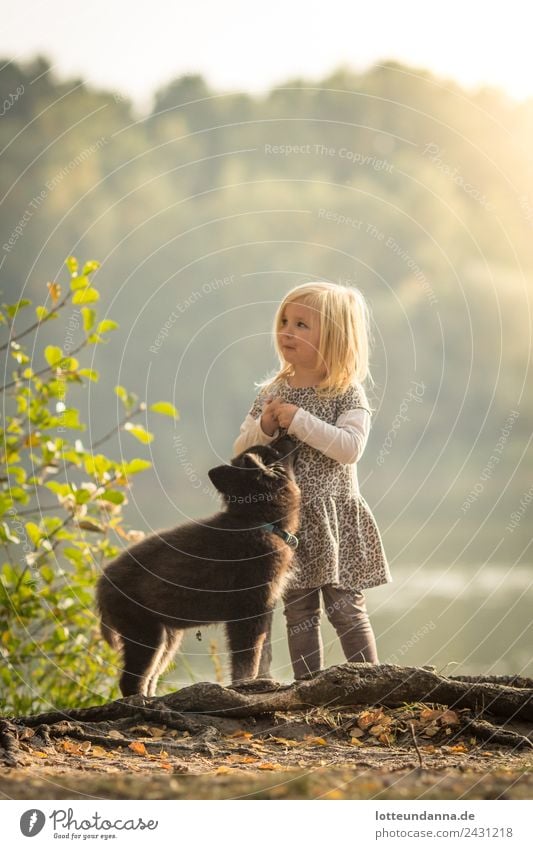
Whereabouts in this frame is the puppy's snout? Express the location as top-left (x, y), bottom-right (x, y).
top-left (270, 435), bottom-right (299, 466)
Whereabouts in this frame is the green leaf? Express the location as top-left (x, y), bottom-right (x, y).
top-left (10, 487), bottom-right (29, 504)
top-left (114, 385), bottom-right (137, 410)
top-left (1, 522), bottom-right (20, 544)
top-left (63, 547), bottom-right (84, 566)
top-left (35, 305), bottom-right (49, 321)
top-left (65, 256), bottom-right (78, 274)
top-left (25, 522), bottom-right (41, 547)
top-left (74, 488), bottom-right (92, 504)
top-left (70, 275), bottom-right (90, 291)
top-left (11, 348), bottom-right (29, 364)
top-left (44, 345), bottom-right (63, 367)
top-left (77, 519), bottom-right (105, 533)
top-left (97, 490), bottom-right (125, 505)
top-left (123, 458), bottom-right (152, 475)
top-left (150, 401), bottom-right (180, 420)
top-left (6, 299), bottom-right (31, 319)
top-left (82, 260), bottom-right (100, 276)
top-left (96, 319), bottom-right (119, 334)
top-left (60, 409), bottom-right (83, 429)
top-left (81, 307), bottom-right (96, 331)
top-left (84, 454), bottom-right (112, 477)
top-left (45, 481), bottom-right (72, 497)
top-left (73, 287), bottom-right (99, 305)
top-left (123, 423), bottom-right (154, 444)
top-left (58, 356), bottom-right (79, 371)
top-left (40, 566), bottom-right (54, 584)
top-left (78, 368), bottom-right (99, 382)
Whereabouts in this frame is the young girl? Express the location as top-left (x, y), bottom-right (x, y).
top-left (233, 281), bottom-right (391, 680)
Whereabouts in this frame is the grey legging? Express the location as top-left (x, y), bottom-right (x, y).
top-left (283, 584), bottom-right (378, 680)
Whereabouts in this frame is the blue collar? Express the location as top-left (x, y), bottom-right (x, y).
top-left (261, 522), bottom-right (299, 549)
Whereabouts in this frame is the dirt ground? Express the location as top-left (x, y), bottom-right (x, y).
top-left (1, 705), bottom-right (532, 800)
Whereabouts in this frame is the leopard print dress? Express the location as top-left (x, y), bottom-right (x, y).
top-left (248, 377), bottom-right (392, 592)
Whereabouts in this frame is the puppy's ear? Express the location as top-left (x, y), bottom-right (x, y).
top-left (208, 464), bottom-right (242, 495)
top-left (243, 451), bottom-right (277, 478)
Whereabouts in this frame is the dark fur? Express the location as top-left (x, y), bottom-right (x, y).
top-left (96, 436), bottom-right (300, 696)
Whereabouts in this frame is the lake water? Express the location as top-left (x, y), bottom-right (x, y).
top-left (168, 564), bottom-right (532, 687)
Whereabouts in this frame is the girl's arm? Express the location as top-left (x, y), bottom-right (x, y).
top-left (286, 407), bottom-right (371, 464)
top-left (232, 412), bottom-right (280, 457)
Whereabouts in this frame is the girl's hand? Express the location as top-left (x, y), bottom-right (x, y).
top-left (260, 396), bottom-right (281, 436)
top-left (273, 401), bottom-right (299, 429)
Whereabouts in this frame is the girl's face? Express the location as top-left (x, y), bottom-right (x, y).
top-left (277, 299), bottom-right (322, 371)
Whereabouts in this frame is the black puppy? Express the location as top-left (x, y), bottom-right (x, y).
top-left (96, 436), bottom-right (300, 696)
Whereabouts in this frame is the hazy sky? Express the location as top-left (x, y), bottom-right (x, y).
top-left (1, 0), bottom-right (532, 111)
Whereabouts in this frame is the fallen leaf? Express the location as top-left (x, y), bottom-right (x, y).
top-left (215, 766), bottom-right (231, 774)
top-left (304, 736), bottom-right (328, 746)
top-left (378, 732), bottom-right (395, 745)
top-left (230, 730), bottom-right (252, 739)
top-left (90, 746), bottom-right (110, 758)
top-left (350, 737), bottom-right (363, 746)
top-left (227, 755), bottom-right (260, 764)
top-left (258, 762), bottom-right (283, 770)
top-left (358, 709), bottom-right (384, 730)
top-left (60, 740), bottom-right (80, 754)
top-left (439, 710), bottom-right (459, 726)
top-left (108, 730), bottom-right (125, 740)
top-left (128, 741), bottom-right (147, 756)
top-left (269, 736), bottom-right (300, 747)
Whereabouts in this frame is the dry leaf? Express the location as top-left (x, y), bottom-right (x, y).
top-left (350, 737), bottom-right (363, 746)
top-left (128, 741), bottom-right (147, 756)
top-left (90, 746), bottom-right (109, 758)
top-left (230, 730), bottom-right (253, 739)
top-left (60, 740), bottom-right (80, 754)
top-left (215, 766), bottom-right (231, 774)
top-left (448, 743), bottom-right (468, 753)
top-left (269, 736), bottom-right (299, 747)
top-left (420, 708), bottom-right (442, 722)
top-left (304, 736), bottom-right (328, 746)
top-left (108, 729), bottom-right (125, 740)
top-left (350, 727), bottom-right (364, 738)
top-left (439, 710), bottom-right (459, 726)
top-left (227, 755), bottom-right (260, 764)
top-left (358, 709), bottom-right (384, 730)
top-left (47, 281), bottom-right (61, 303)
top-left (258, 762), bottom-right (283, 770)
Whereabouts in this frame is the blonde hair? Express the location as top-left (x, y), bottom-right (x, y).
top-left (256, 281), bottom-right (375, 409)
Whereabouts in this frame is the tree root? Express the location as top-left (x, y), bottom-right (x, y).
top-left (2, 664), bottom-right (531, 755)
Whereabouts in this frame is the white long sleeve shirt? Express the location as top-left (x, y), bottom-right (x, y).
top-left (233, 405), bottom-right (371, 465)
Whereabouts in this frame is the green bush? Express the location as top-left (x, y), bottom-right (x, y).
top-left (0, 257), bottom-right (178, 714)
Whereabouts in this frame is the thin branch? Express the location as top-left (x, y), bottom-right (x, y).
top-left (0, 289), bottom-right (74, 353)
top-left (1, 334), bottom-right (92, 394)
